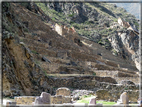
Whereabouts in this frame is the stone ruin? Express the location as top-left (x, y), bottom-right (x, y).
top-left (56, 87), bottom-right (71, 96)
top-left (96, 89), bottom-right (139, 103)
top-left (51, 87), bottom-right (71, 104)
top-left (11, 87), bottom-right (72, 106)
top-left (54, 23), bottom-right (76, 37)
top-left (5, 87), bottom-right (141, 107)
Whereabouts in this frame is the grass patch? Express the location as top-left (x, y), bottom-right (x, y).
top-left (77, 99), bottom-right (89, 104)
top-left (42, 69), bottom-right (48, 76)
top-left (96, 101), bottom-right (116, 105)
top-left (76, 95), bottom-right (117, 106)
top-left (77, 99), bottom-right (116, 106)
top-left (81, 95), bottom-right (94, 99)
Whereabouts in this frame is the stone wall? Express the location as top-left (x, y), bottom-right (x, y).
top-left (56, 87), bottom-right (71, 96)
top-left (45, 75), bottom-right (140, 92)
top-left (51, 95), bottom-right (71, 104)
top-left (95, 70), bottom-right (139, 84)
top-left (115, 77), bottom-right (140, 84)
top-left (96, 89), bottom-right (139, 102)
top-left (14, 96), bottom-right (37, 105)
top-left (95, 70), bottom-right (118, 77)
top-left (46, 76), bottom-right (118, 90)
top-left (14, 81), bottom-right (140, 105)
top-left (14, 95), bottom-right (71, 105)
top-left (93, 82), bottom-right (140, 102)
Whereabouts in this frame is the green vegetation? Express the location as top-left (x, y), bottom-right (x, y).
top-left (113, 18), bottom-right (118, 22)
top-left (42, 69), bottom-right (48, 76)
top-left (51, 17), bottom-right (56, 21)
top-left (20, 38), bottom-right (23, 42)
top-left (98, 39), bottom-right (103, 45)
top-left (133, 20), bottom-right (139, 29)
top-left (2, 15), bottom-right (16, 34)
top-left (34, 59), bottom-right (40, 65)
top-left (99, 29), bottom-right (109, 35)
top-left (36, 3), bottom-right (67, 24)
top-left (77, 99), bottom-right (90, 103)
top-left (81, 94), bottom-right (94, 99)
top-left (77, 99), bottom-right (116, 105)
top-left (35, 2), bottom-right (139, 57)
top-left (31, 50), bottom-right (38, 54)
top-left (111, 49), bottom-right (118, 56)
top-left (20, 3), bottom-right (29, 8)
top-left (68, 14), bottom-right (73, 17)
top-left (97, 101), bottom-right (116, 105)
top-left (77, 95), bottom-right (117, 106)
top-left (93, 72), bottom-right (96, 76)
top-left (23, 28), bottom-right (28, 32)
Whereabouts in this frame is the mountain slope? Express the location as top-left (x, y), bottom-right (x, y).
top-left (2, 2), bottom-right (139, 98)
top-left (36, 2), bottom-right (139, 69)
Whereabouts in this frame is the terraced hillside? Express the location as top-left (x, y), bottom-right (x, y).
top-left (2, 2), bottom-right (139, 99)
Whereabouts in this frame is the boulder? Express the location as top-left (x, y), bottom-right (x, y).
top-left (42, 56), bottom-right (51, 63)
top-left (120, 92), bottom-right (129, 106)
top-left (89, 97), bottom-right (96, 104)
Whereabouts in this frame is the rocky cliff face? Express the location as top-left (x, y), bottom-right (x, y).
top-left (2, 2), bottom-right (139, 98)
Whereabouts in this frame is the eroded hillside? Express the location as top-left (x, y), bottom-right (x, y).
top-left (2, 2), bottom-right (139, 98)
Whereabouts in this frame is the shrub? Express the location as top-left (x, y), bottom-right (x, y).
top-left (42, 69), bottom-right (47, 76)
top-left (20, 3), bottom-right (30, 8)
top-left (93, 72), bottom-right (96, 76)
top-left (68, 14), bottom-right (74, 17)
top-left (31, 50), bottom-right (38, 54)
top-left (113, 18), bottom-right (118, 22)
top-left (111, 49), bottom-right (118, 56)
top-left (51, 17), bottom-right (56, 21)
